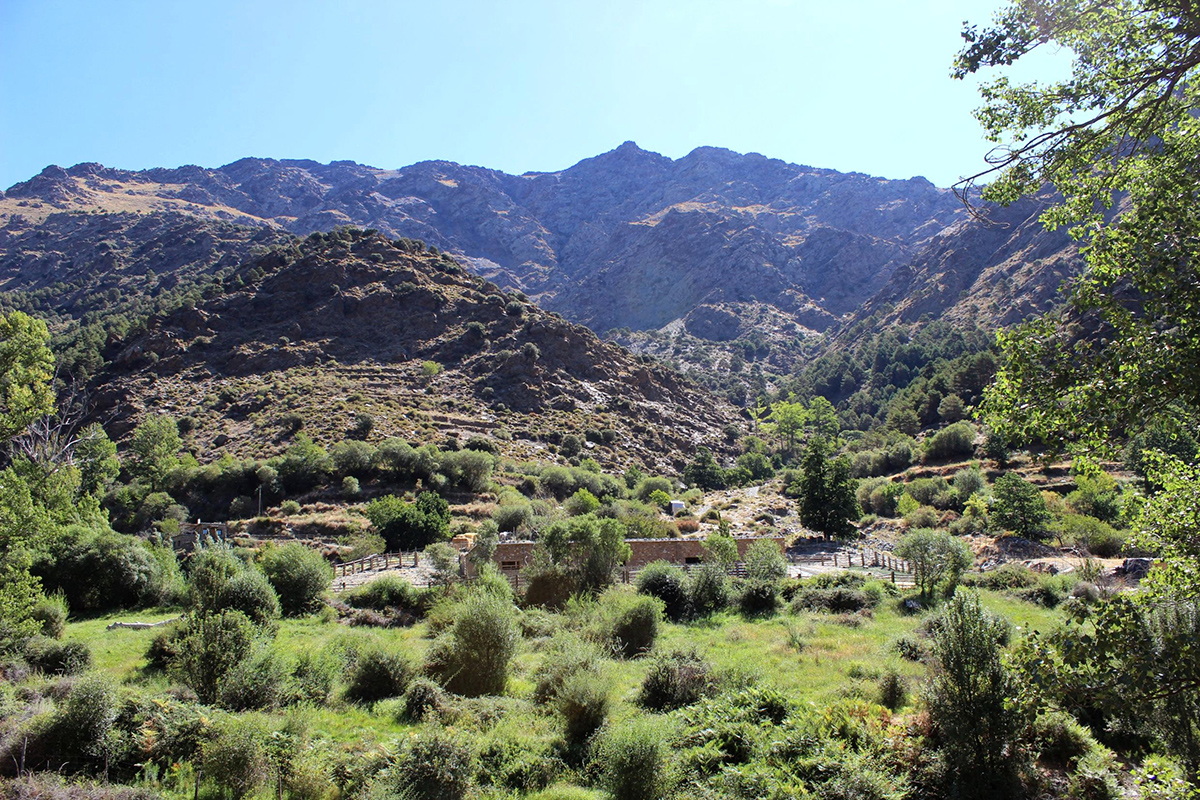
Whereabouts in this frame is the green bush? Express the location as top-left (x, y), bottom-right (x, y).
top-left (280, 499), bottom-right (302, 516)
top-left (1058, 514), bottom-right (1125, 557)
top-left (291, 648), bottom-right (339, 705)
top-left (31, 593), bottom-right (68, 639)
top-left (638, 648), bottom-right (715, 711)
top-left (533, 632), bottom-right (605, 705)
top-left (686, 563), bottom-right (731, 617)
top-left (737, 581), bottom-right (780, 615)
top-left (558, 670), bottom-right (610, 747)
top-left (636, 561), bottom-right (688, 621)
top-left (792, 586), bottom-right (875, 614)
top-left (23, 636), bottom-right (91, 675)
top-left (345, 646), bottom-right (412, 704)
top-left (924, 591), bottom-right (1022, 797)
top-left (202, 716), bottom-right (270, 800)
top-left (425, 589), bottom-right (519, 696)
top-left (923, 422), bottom-right (977, 463)
top-left (170, 610), bottom-right (258, 704)
top-left (1034, 710), bottom-right (1097, 765)
top-left (404, 677), bottom-right (447, 721)
top-left (364, 491), bottom-right (451, 551)
top-left (215, 568), bottom-right (281, 627)
top-left (564, 488), bottom-right (600, 516)
top-left (260, 543), bottom-right (333, 615)
top-left (218, 647), bottom-right (288, 710)
top-left (34, 674), bottom-right (117, 775)
top-left (599, 718), bottom-right (671, 800)
top-left (387, 730), bottom-right (474, 800)
top-left (346, 574), bottom-right (421, 610)
top-left (602, 591), bottom-right (664, 658)
top-left (877, 669), bottom-right (908, 710)
top-left (960, 562), bottom-right (1038, 591)
top-left (330, 439), bottom-right (376, 477)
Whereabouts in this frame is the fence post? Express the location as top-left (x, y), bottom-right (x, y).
top-left (891, 571), bottom-right (895, 584)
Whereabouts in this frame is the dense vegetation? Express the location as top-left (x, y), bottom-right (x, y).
top-left (2, 1), bottom-right (1200, 797)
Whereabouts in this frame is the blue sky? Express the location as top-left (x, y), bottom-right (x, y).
top-left (0, 1), bottom-right (1068, 190)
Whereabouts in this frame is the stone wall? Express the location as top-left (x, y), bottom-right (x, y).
top-left (464, 534), bottom-right (786, 578)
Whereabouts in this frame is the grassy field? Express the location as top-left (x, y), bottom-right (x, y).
top-left (61, 587), bottom-right (1063, 747)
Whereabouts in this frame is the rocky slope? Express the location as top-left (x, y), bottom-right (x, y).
top-left (0, 147), bottom-right (1085, 415)
top-left (94, 229), bottom-right (741, 472)
top-left (1, 145), bottom-right (970, 336)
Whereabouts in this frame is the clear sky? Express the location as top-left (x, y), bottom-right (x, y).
top-left (0, 0), bottom-right (1069, 191)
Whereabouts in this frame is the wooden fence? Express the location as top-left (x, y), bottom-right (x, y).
top-left (333, 551), bottom-right (419, 578)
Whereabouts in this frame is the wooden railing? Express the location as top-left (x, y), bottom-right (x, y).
top-left (333, 551), bottom-right (419, 578)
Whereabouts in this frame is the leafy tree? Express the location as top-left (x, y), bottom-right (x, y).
top-left (960, 1), bottom-right (1200, 453)
top-left (702, 524), bottom-right (738, 568)
top-left (0, 311), bottom-right (55, 442)
top-left (276, 433), bottom-right (333, 492)
top-left (128, 414), bottom-right (182, 491)
top-left (259, 542), bottom-right (332, 615)
top-left (794, 438), bottom-right (861, 538)
top-left (683, 447), bottom-right (726, 490)
top-left (991, 473), bottom-right (1052, 539)
top-left (765, 399), bottom-right (807, 456)
top-left (743, 538), bottom-right (786, 584)
top-left (895, 528), bottom-right (973, 598)
top-left (363, 491), bottom-right (450, 551)
top-left (925, 591), bottom-right (1022, 798)
top-left (73, 423), bottom-right (120, 496)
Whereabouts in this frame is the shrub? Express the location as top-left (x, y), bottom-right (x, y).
top-left (364, 492), bottom-right (451, 551)
top-left (558, 670), bottom-right (610, 747)
top-left (686, 563), bottom-right (731, 617)
top-left (603, 591), bottom-right (664, 658)
top-left (291, 648), bottom-right (339, 705)
top-left (564, 488), bottom-right (600, 516)
top-left (345, 646), bottom-right (411, 704)
top-left (924, 422), bottom-right (977, 463)
top-left (559, 434), bottom-right (583, 459)
top-left (218, 647), bottom-right (288, 710)
top-left (952, 467), bottom-right (987, 502)
top-left (737, 581), bottom-right (780, 615)
top-left (261, 543), bottom-right (333, 615)
top-left (924, 591), bottom-right (1021, 797)
top-left (342, 475), bottom-right (361, 497)
top-left (34, 674), bottom-right (118, 774)
top-left (638, 648), bottom-right (715, 711)
top-left (533, 632), bottom-right (605, 705)
top-left (599, 718), bottom-right (671, 800)
top-left (877, 669), bottom-right (908, 710)
top-left (216, 568), bottom-right (281, 627)
top-left (960, 562), bottom-right (1038, 591)
top-left (202, 716), bottom-right (270, 800)
top-left (792, 586), bottom-right (874, 614)
top-left (31, 593), bottom-right (68, 638)
top-left (425, 589), bottom-right (519, 696)
top-left (404, 677), bottom-right (447, 721)
top-left (493, 502), bottom-right (533, 533)
top-left (346, 574), bottom-right (419, 610)
top-left (635, 476), bottom-right (673, 503)
top-left (1034, 710), bottom-right (1096, 765)
top-left (1058, 514), bottom-right (1125, 557)
top-left (20, 636), bottom-right (89, 675)
top-left (280, 499), bottom-right (302, 516)
top-left (635, 561), bottom-right (688, 621)
top-left (330, 439), bottom-right (375, 477)
top-left (895, 528), bottom-right (974, 598)
top-left (388, 730), bottom-right (474, 800)
top-left (170, 610), bottom-right (258, 704)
